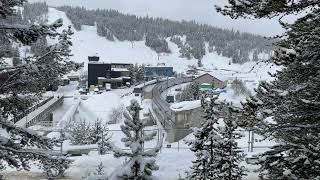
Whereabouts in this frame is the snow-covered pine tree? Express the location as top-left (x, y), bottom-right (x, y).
top-left (188, 97), bottom-right (245, 180)
top-left (187, 96), bottom-right (221, 179)
top-left (95, 162), bottom-right (105, 176)
top-left (218, 1), bottom-right (320, 179)
top-left (108, 99), bottom-right (162, 180)
top-left (0, 1), bottom-right (75, 174)
top-left (176, 82), bottom-right (200, 102)
top-left (212, 103), bottom-right (246, 180)
top-left (0, 116), bottom-right (72, 176)
top-left (136, 64), bottom-right (145, 83)
top-left (89, 119), bottom-right (104, 144)
top-left (68, 119), bottom-right (92, 145)
top-left (128, 64), bottom-right (137, 85)
top-left (68, 119), bottom-right (111, 147)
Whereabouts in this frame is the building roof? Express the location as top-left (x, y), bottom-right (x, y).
top-left (88, 61), bottom-right (111, 65)
top-left (194, 73), bottom-right (226, 82)
top-left (170, 100), bottom-right (202, 112)
top-left (111, 68), bottom-right (129, 72)
top-left (98, 77), bottom-right (107, 80)
top-left (111, 63), bottom-right (132, 66)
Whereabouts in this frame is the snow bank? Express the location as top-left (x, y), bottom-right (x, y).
top-left (57, 99), bottom-right (80, 128)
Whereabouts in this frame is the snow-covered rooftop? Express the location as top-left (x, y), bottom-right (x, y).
top-left (111, 68), bottom-right (129, 72)
top-left (98, 77), bottom-right (107, 80)
top-left (170, 100), bottom-right (201, 112)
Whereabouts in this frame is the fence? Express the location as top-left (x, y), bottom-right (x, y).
top-left (30, 127), bottom-right (269, 155)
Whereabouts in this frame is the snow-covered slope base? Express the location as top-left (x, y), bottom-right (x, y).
top-left (47, 8), bottom-right (275, 75)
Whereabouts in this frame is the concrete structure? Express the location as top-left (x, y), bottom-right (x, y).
top-left (192, 73), bottom-right (226, 89)
top-left (15, 96), bottom-right (64, 128)
top-left (151, 77), bottom-right (196, 142)
top-left (143, 84), bottom-right (156, 99)
top-left (170, 100), bottom-right (204, 128)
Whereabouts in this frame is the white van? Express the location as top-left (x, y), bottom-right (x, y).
top-left (105, 83), bottom-right (111, 91)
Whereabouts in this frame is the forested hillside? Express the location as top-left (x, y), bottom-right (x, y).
top-left (57, 6), bottom-right (274, 64)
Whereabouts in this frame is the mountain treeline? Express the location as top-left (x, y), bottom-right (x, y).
top-left (57, 6), bottom-right (274, 64)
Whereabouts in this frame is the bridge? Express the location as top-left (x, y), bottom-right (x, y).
top-left (15, 96), bottom-right (64, 128)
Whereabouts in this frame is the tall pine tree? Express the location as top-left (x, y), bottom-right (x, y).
top-left (218, 1), bottom-right (320, 179)
top-left (188, 97), bottom-right (245, 179)
top-left (0, 1), bottom-right (76, 176)
top-left (108, 100), bottom-right (162, 180)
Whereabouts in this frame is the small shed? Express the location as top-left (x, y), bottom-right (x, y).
top-left (193, 73), bottom-right (225, 89)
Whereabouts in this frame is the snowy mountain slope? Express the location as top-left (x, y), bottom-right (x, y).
top-left (47, 8), bottom-right (199, 73)
top-left (46, 7), bottom-right (279, 77)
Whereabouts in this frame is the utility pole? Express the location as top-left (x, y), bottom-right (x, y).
top-left (251, 131), bottom-right (254, 152)
top-left (60, 129), bottom-right (64, 154)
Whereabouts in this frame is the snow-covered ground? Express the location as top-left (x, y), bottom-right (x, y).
top-left (4, 7), bottom-right (281, 180)
top-left (32, 81), bottom-right (274, 179)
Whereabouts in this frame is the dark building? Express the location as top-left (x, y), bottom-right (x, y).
top-left (88, 62), bottom-right (111, 86)
top-left (87, 57), bottom-right (133, 88)
top-left (144, 66), bottom-right (174, 78)
top-left (88, 56), bottom-right (100, 62)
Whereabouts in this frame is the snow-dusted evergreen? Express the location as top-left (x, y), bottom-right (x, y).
top-left (176, 82), bottom-right (200, 102)
top-left (231, 79), bottom-right (251, 97)
top-left (108, 99), bottom-right (162, 180)
top-left (213, 103), bottom-right (246, 180)
top-left (188, 97), bottom-right (246, 179)
top-left (68, 119), bottom-right (111, 149)
top-left (187, 96), bottom-right (221, 179)
top-left (219, 1), bottom-right (320, 179)
top-left (0, 1), bottom-right (77, 176)
top-left (109, 106), bottom-right (124, 124)
top-left (128, 64), bottom-right (145, 85)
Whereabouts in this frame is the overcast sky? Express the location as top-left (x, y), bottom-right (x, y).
top-left (29, 0), bottom-right (294, 36)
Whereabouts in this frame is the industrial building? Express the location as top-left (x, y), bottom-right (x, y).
top-left (87, 56), bottom-right (133, 89)
top-left (144, 66), bottom-right (174, 80)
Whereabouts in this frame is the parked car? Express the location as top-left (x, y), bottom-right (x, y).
top-left (94, 87), bottom-right (99, 93)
